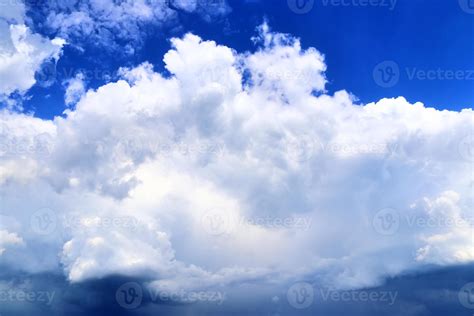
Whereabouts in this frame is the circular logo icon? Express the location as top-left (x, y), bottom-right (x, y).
top-left (459, 0), bottom-right (474, 14)
top-left (116, 282), bottom-right (143, 310)
top-left (372, 208), bottom-right (400, 235)
top-left (201, 210), bottom-right (232, 236)
top-left (373, 61), bottom-right (400, 88)
top-left (287, 282), bottom-right (314, 309)
top-left (287, 0), bottom-right (315, 14)
top-left (284, 135), bottom-right (322, 163)
top-left (30, 208), bottom-right (57, 235)
top-left (458, 134), bottom-right (474, 162)
top-left (459, 282), bottom-right (474, 309)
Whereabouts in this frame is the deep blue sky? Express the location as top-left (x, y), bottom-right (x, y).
top-left (25, 0), bottom-right (474, 119)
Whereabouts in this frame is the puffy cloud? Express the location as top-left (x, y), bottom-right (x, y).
top-left (0, 24), bottom-right (472, 296)
top-left (0, 1), bottom-right (64, 99)
top-left (64, 72), bottom-right (86, 106)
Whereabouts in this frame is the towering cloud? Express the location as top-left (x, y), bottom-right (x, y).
top-left (0, 23), bottom-right (472, 295)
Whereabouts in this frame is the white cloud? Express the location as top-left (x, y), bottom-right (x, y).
top-left (0, 24), bottom-right (472, 294)
top-left (0, 1), bottom-right (65, 99)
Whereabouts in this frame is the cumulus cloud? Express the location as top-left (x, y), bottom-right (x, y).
top-left (0, 1), bottom-right (65, 99)
top-left (0, 23), bottom-right (472, 296)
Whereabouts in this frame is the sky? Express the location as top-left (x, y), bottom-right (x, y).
top-left (0, 0), bottom-right (473, 315)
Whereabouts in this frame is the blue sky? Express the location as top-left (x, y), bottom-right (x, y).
top-left (0, 1), bottom-right (473, 315)
top-left (23, 0), bottom-right (474, 118)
